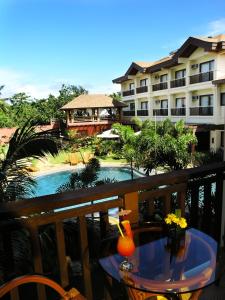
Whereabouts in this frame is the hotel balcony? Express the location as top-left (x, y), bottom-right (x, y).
top-left (189, 71), bottom-right (214, 84)
top-left (171, 107), bottom-right (186, 116)
top-left (0, 162), bottom-right (224, 299)
top-left (137, 109), bottom-right (149, 116)
top-left (153, 108), bottom-right (168, 116)
top-left (123, 110), bottom-right (135, 116)
top-left (152, 82), bottom-right (168, 91)
top-left (170, 78), bottom-right (186, 88)
top-left (136, 86), bottom-right (148, 94)
top-left (122, 89), bottom-right (135, 97)
top-left (190, 106), bottom-right (213, 116)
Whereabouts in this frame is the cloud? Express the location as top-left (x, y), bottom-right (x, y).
top-left (0, 68), bottom-right (61, 99)
top-left (207, 18), bottom-right (225, 36)
top-left (0, 68), bottom-right (119, 99)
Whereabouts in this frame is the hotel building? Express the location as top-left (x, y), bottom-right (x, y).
top-left (113, 35), bottom-right (225, 151)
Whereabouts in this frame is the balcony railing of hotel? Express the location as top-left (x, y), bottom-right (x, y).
top-left (122, 89), bottom-right (135, 97)
top-left (190, 106), bottom-right (213, 116)
top-left (137, 109), bottom-right (149, 116)
top-left (70, 115), bottom-right (117, 123)
top-left (189, 71), bottom-right (214, 84)
top-left (170, 78), bottom-right (186, 88)
top-left (136, 86), bottom-right (148, 94)
top-left (123, 110), bottom-right (135, 116)
top-left (153, 108), bottom-right (168, 116)
top-left (152, 82), bottom-right (168, 91)
top-left (171, 107), bottom-right (186, 116)
top-left (0, 162), bottom-right (224, 300)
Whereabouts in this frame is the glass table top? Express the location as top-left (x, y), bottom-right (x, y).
top-left (99, 228), bottom-right (219, 295)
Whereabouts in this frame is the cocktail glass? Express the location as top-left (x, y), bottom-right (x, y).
top-left (117, 235), bottom-right (135, 271)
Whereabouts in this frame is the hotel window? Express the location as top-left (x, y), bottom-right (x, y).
top-left (140, 78), bottom-right (148, 87)
top-left (175, 69), bottom-right (186, 79)
top-left (141, 101), bottom-right (148, 110)
top-left (199, 95), bottom-right (213, 107)
top-left (221, 132), bottom-right (224, 147)
top-left (129, 83), bottom-right (135, 90)
top-left (160, 74), bottom-right (168, 83)
top-left (130, 103), bottom-right (135, 111)
top-left (200, 60), bottom-right (214, 73)
top-left (161, 99), bottom-right (168, 108)
top-left (221, 93), bottom-right (225, 106)
top-left (176, 98), bottom-right (185, 108)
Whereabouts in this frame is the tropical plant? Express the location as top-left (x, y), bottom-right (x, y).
top-left (0, 121), bottom-right (58, 202)
top-left (112, 123), bottom-right (137, 179)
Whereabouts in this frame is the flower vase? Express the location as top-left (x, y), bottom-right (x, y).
top-left (167, 227), bottom-right (185, 254)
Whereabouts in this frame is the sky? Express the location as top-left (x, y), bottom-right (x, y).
top-left (0, 0), bottom-right (225, 99)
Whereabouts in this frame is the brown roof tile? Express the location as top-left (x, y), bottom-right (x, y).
top-left (61, 94), bottom-right (126, 110)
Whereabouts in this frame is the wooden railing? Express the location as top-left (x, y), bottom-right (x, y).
top-left (153, 108), bottom-right (168, 116)
top-left (190, 106), bottom-right (213, 116)
top-left (171, 107), bottom-right (186, 116)
top-left (0, 162), bottom-right (224, 300)
top-left (122, 89), bottom-right (135, 97)
top-left (152, 82), bottom-right (168, 91)
top-left (170, 78), bottom-right (186, 88)
top-left (189, 71), bottom-right (213, 84)
top-left (136, 86), bottom-right (148, 94)
top-left (123, 110), bottom-right (135, 116)
top-left (137, 110), bottom-right (149, 116)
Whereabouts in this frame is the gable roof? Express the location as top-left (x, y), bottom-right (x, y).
top-left (113, 34), bottom-right (225, 82)
top-left (113, 61), bottom-right (153, 83)
top-left (60, 94), bottom-right (126, 110)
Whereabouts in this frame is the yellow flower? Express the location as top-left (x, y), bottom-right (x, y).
top-left (164, 213), bottom-right (187, 229)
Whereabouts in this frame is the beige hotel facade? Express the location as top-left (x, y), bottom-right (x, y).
top-left (113, 34), bottom-right (225, 151)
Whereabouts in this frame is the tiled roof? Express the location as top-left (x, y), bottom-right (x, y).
top-left (61, 94), bottom-right (126, 110)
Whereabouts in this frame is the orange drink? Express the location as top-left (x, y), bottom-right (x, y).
top-left (117, 235), bottom-right (135, 257)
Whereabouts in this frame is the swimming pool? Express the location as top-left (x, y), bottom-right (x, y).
top-left (35, 167), bottom-right (142, 197)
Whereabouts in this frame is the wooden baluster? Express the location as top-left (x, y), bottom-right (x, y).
top-left (10, 288), bottom-right (19, 300)
top-left (190, 184), bottom-right (199, 228)
top-left (177, 190), bottom-right (186, 217)
top-left (29, 226), bottom-right (46, 300)
top-left (78, 216), bottom-right (93, 300)
top-left (164, 194), bottom-right (171, 216)
top-left (55, 221), bottom-right (69, 288)
top-left (123, 192), bottom-right (139, 227)
top-left (215, 171), bottom-right (223, 242)
top-left (99, 211), bottom-right (109, 239)
top-left (202, 183), bottom-right (212, 234)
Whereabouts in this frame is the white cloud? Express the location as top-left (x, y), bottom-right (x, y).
top-left (0, 68), bottom-right (60, 99)
top-left (207, 18), bottom-right (225, 36)
top-left (0, 68), bottom-right (119, 99)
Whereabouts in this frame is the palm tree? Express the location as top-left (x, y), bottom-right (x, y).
top-left (0, 121), bottom-right (58, 202)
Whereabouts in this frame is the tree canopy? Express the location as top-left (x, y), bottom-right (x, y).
top-left (112, 119), bottom-right (197, 175)
top-left (0, 84), bottom-right (88, 128)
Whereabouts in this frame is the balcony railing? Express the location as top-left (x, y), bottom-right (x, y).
top-left (71, 115), bottom-right (117, 123)
top-left (137, 110), bottom-right (149, 116)
top-left (170, 78), bottom-right (186, 88)
top-left (153, 108), bottom-right (168, 116)
top-left (152, 82), bottom-right (168, 91)
top-left (190, 71), bottom-right (214, 84)
top-left (123, 110), bottom-right (135, 116)
top-left (136, 86), bottom-right (148, 94)
top-left (0, 162), bottom-right (224, 300)
top-left (171, 107), bottom-right (186, 116)
top-left (190, 106), bottom-right (213, 116)
top-left (122, 89), bottom-right (135, 96)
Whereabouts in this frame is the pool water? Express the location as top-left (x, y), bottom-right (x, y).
top-left (35, 167), bottom-right (141, 197)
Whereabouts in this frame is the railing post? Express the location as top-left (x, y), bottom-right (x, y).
top-left (78, 216), bottom-right (93, 300)
top-left (123, 192), bottom-right (139, 226)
